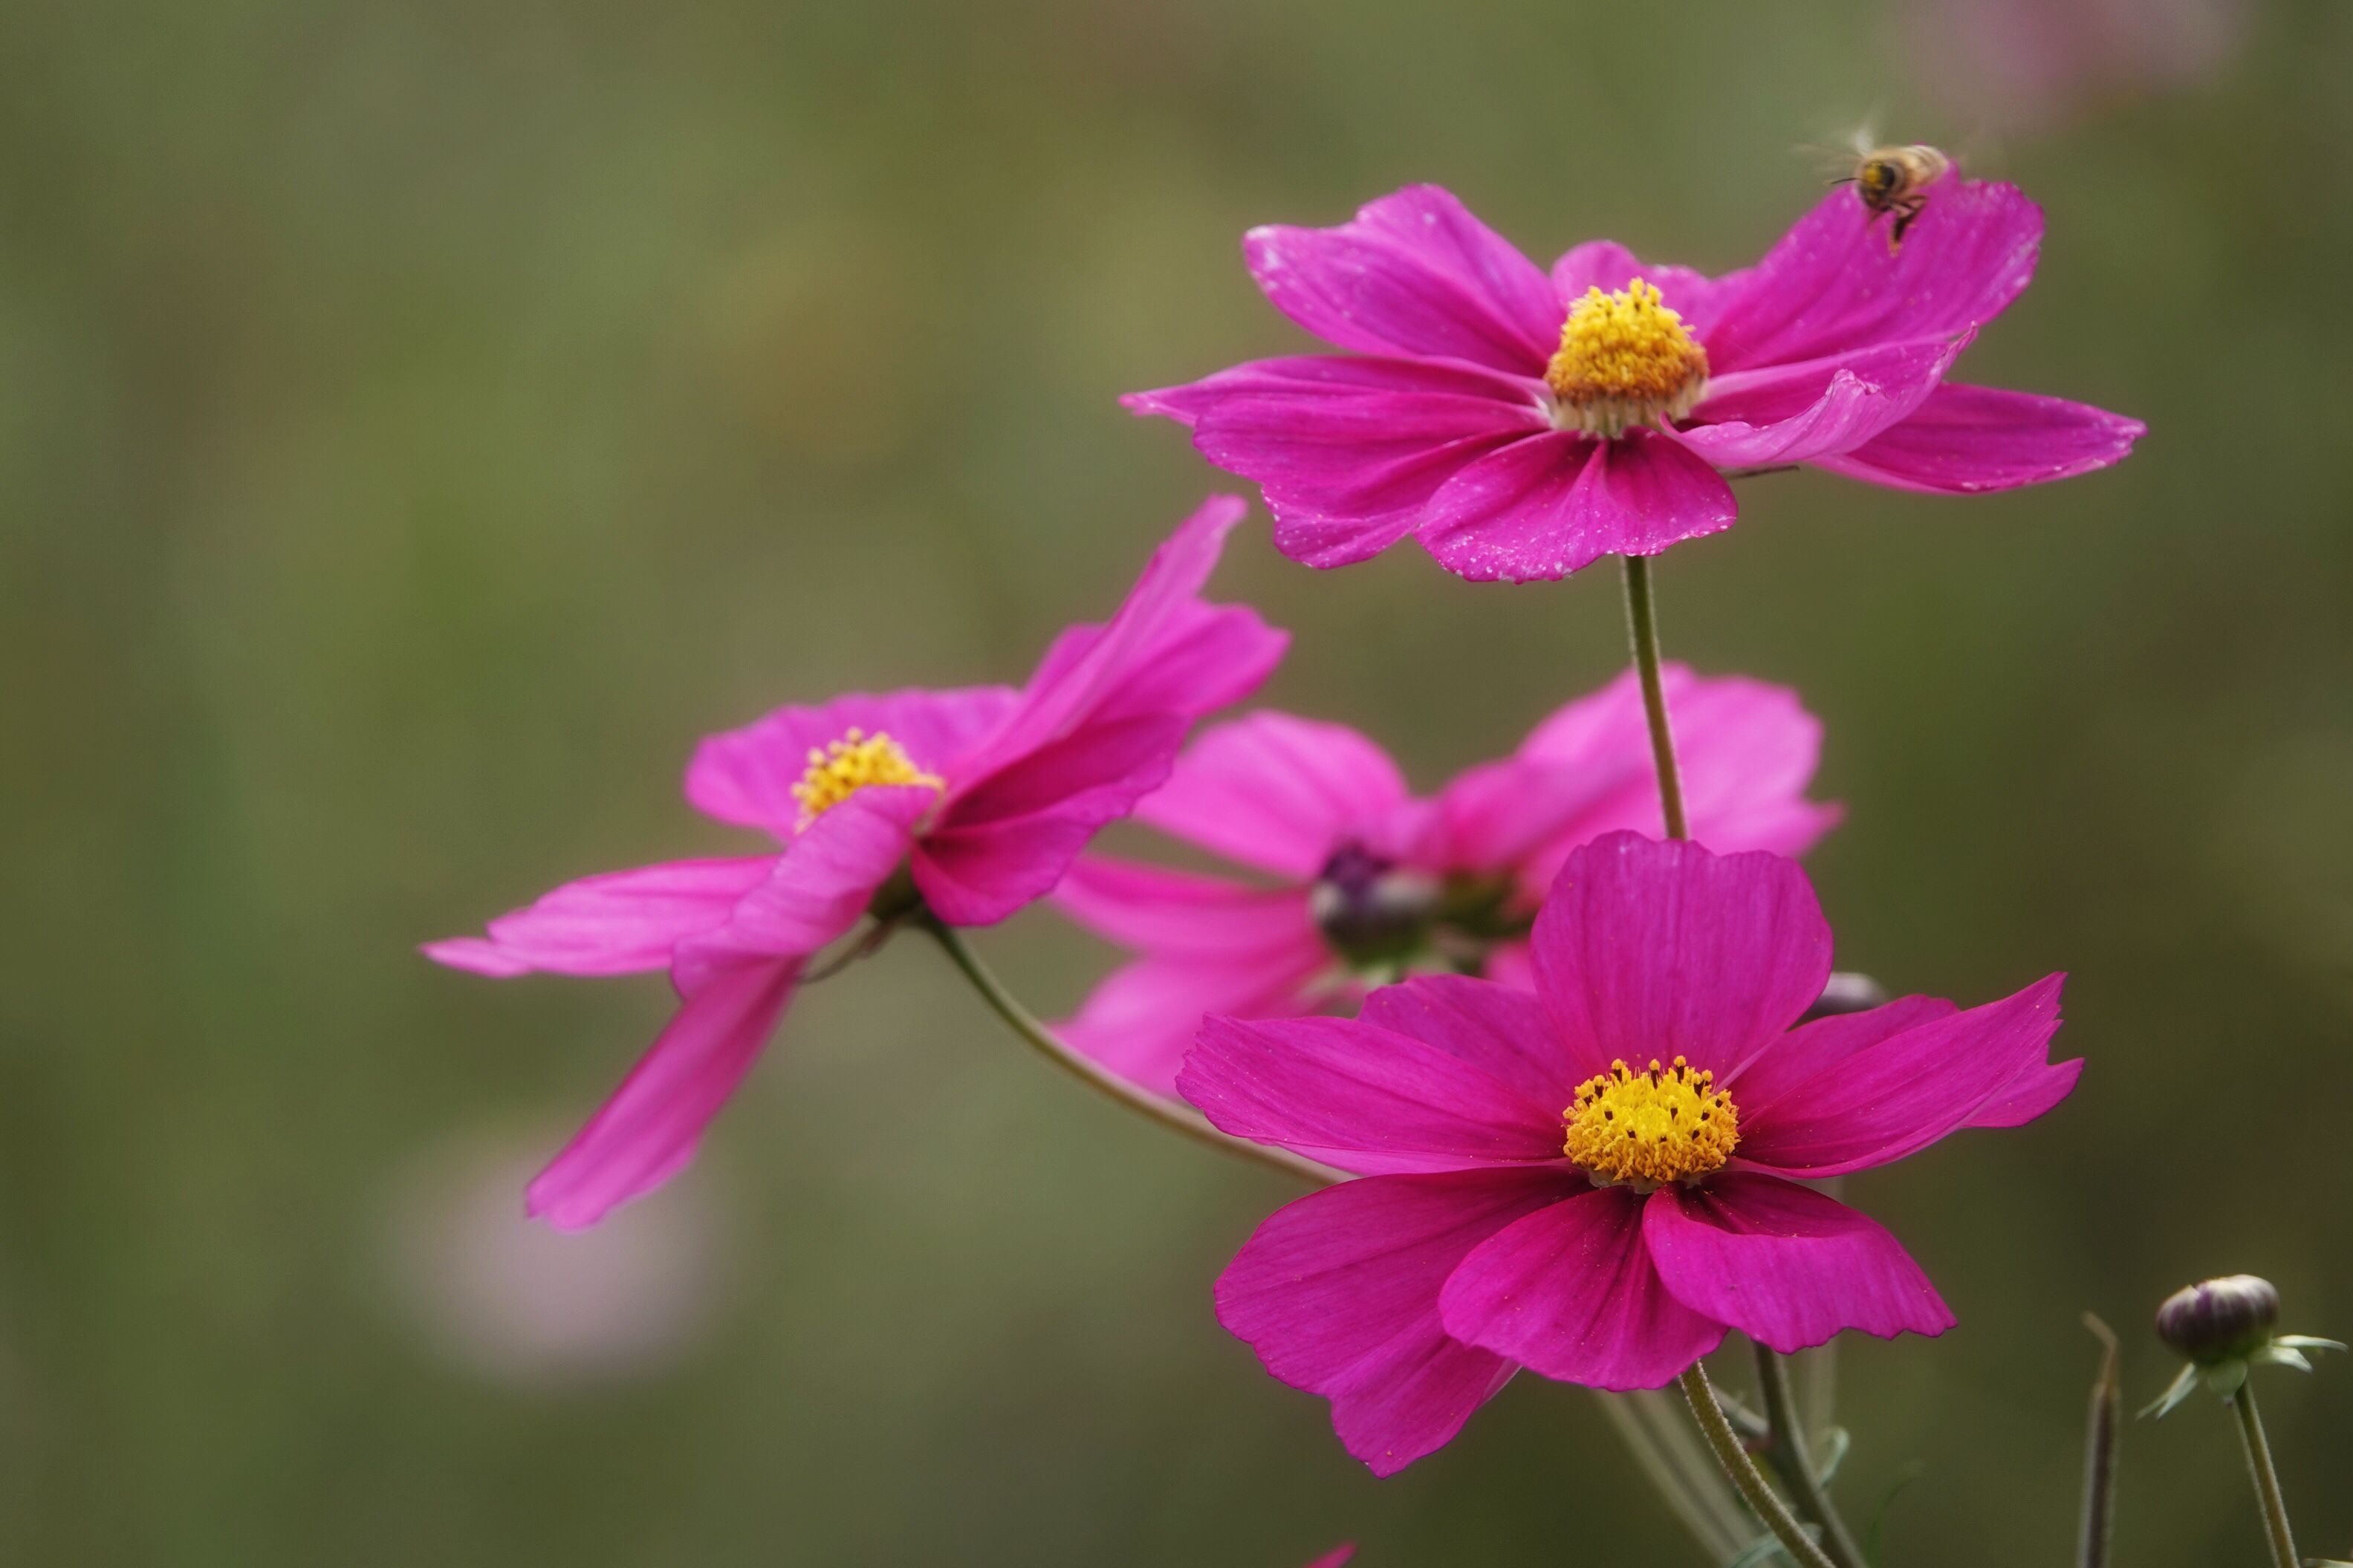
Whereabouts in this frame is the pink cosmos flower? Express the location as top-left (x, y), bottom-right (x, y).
top-left (1181, 832), bottom-right (2081, 1475)
top-left (1126, 182), bottom-right (2144, 581)
top-left (1054, 664), bottom-right (1841, 1097)
top-left (425, 497), bottom-right (1285, 1230)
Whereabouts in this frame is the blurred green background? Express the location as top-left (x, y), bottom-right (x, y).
top-left (4, 0), bottom-right (2349, 1561)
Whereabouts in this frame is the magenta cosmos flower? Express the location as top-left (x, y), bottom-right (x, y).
top-left (1054, 664), bottom-right (1840, 1097)
top-left (1127, 182), bottom-right (2143, 580)
top-left (426, 497), bottom-right (1285, 1229)
top-left (1181, 832), bottom-right (2080, 1474)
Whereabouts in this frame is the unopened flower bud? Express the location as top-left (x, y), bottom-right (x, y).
top-left (1309, 843), bottom-right (1437, 968)
top-left (2156, 1275), bottom-right (2279, 1366)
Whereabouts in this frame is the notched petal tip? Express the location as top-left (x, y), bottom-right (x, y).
top-left (1119, 385), bottom-right (1205, 426)
top-left (420, 936), bottom-right (535, 977)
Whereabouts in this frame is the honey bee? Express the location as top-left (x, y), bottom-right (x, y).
top-left (1835, 141), bottom-right (1952, 253)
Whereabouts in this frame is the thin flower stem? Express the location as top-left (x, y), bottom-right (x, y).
top-left (921, 916), bottom-right (1348, 1188)
top-left (1679, 1362), bottom-right (1840, 1568)
top-left (1620, 553), bottom-right (1688, 840)
top-left (2230, 1384), bottom-right (2299, 1568)
top-left (2079, 1315), bottom-right (2121, 1568)
top-left (1625, 556), bottom-right (1849, 1564)
top-left (1753, 1343), bottom-right (1871, 1568)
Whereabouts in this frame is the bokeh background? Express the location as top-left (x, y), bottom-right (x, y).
top-left (4, 0), bottom-right (2348, 1561)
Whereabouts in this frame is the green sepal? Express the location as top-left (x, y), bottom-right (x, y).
top-left (2247, 1334), bottom-right (2343, 1376)
top-left (2141, 1361), bottom-right (2201, 1419)
top-left (1814, 1425), bottom-right (1851, 1486)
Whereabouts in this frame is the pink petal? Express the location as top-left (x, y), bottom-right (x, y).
top-left (1968, 1055), bottom-right (2083, 1128)
top-left (1215, 1169), bottom-right (1564, 1475)
top-left (1356, 974), bottom-right (1583, 1116)
top-left (1702, 180), bottom-right (2044, 373)
top-left (1429, 665), bottom-right (1840, 882)
top-left (1808, 382), bottom-right (2145, 494)
top-left (1427, 749), bottom-right (1645, 881)
top-left (421, 856), bottom-right (777, 978)
top-left (1134, 711), bottom-right (1412, 879)
top-left (1242, 185), bottom-right (1560, 374)
top-left (1531, 833), bottom-right (1833, 1085)
top-left (1437, 1186), bottom-right (1725, 1389)
top-left (1180, 1015), bottom-right (1566, 1175)
top-left (1733, 973), bottom-right (2068, 1177)
top-left (918, 712), bottom-right (1190, 926)
top-left (1416, 431), bottom-right (1738, 582)
top-left (948, 497), bottom-right (1276, 784)
top-left (1514, 661), bottom-right (1689, 764)
top-left (1658, 677), bottom-right (1846, 862)
top-left (525, 957), bottom-right (802, 1231)
top-left (684, 687), bottom-right (1018, 840)
top-left (1053, 854), bottom-right (1320, 955)
top-left (1058, 948), bottom-right (1330, 1099)
top-left (1549, 241), bottom-right (1749, 339)
top-left (1071, 599), bottom-right (1288, 731)
top-left (1146, 356), bottom-right (1545, 571)
top-left (419, 937), bottom-right (539, 978)
top-left (1642, 1174), bottom-right (1954, 1352)
top-left (1678, 333), bottom-right (1973, 469)
top-left (920, 498), bottom-right (1286, 925)
top-left (1052, 856), bottom-right (1330, 1096)
top-left (670, 783), bottom-right (933, 992)
top-left (1302, 1549), bottom-right (1357, 1568)
top-left (1482, 940), bottom-right (1536, 991)
top-left (1715, 994), bottom-right (1958, 1110)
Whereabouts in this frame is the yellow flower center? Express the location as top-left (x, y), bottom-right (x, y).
top-left (1542, 280), bottom-right (1710, 439)
top-left (1564, 1055), bottom-right (1739, 1188)
top-left (790, 728), bottom-right (942, 828)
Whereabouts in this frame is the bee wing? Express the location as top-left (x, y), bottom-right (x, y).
top-left (1795, 110), bottom-right (1883, 179)
top-left (1797, 143), bottom-right (1857, 180)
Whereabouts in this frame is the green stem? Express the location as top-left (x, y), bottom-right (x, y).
top-left (2079, 1315), bottom-right (2120, 1568)
top-left (2230, 1384), bottom-right (2298, 1568)
top-left (1753, 1342), bottom-right (1871, 1568)
top-left (1679, 1362), bottom-right (1840, 1568)
top-left (921, 916), bottom-right (1346, 1188)
top-left (1621, 553), bottom-right (1688, 840)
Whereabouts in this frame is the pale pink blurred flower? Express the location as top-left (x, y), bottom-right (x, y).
top-left (1902, 0), bottom-right (2245, 130)
top-left (384, 1131), bottom-right (724, 1383)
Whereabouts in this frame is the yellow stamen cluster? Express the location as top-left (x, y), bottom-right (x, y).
top-left (790, 728), bottom-right (941, 827)
top-left (1563, 1055), bottom-right (1738, 1188)
top-left (1543, 279), bottom-right (1710, 438)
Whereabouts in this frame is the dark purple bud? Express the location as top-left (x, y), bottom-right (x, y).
top-left (2155, 1275), bottom-right (2279, 1365)
top-left (1801, 972), bottom-right (1890, 1022)
top-left (1309, 843), bottom-right (1436, 968)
